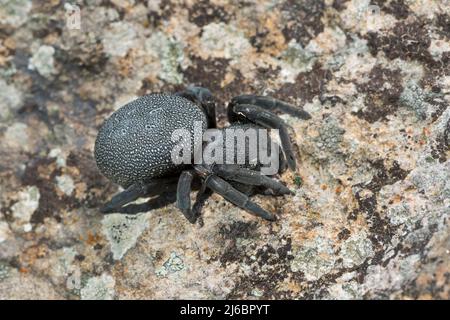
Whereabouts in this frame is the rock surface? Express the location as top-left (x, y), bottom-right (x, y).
top-left (0, 0), bottom-right (449, 300)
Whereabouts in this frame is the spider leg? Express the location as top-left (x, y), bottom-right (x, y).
top-left (176, 170), bottom-right (198, 223)
top-left (101, 177), bottom-right (178, 214)
top-left (279, 149), bottom-right (288, 174)
top-left (212, 164), bottom-right (293, 195)
top-left (228, 103), bottom-right (299, 171)
top-left (176, 170), bottom-right (255, 224)
top-left (176, 86), bottom-right (217, 128)
top-left (192, 182), bottom-right (213, 214)
top-left (202, 172), bottom-right (277, 221)
top-left (191, 183), bottom-right (213, 226)
top-left (229, 95), bottom-right (311, 120)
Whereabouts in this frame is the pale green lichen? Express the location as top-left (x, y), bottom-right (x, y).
top-left (399, 81), bottom-right (443, 120)
top-left (0, 79), bottom-right (23, 121)
top-left (57, 247), bottom-right (77, 276)
top-left (0, 262), bottom-right (10, 281)
top-left (80, 273), bottom-right (115, 300)
top-left (145, 32), bottom-right (184, 84)
top-left (0, 0), bottom-right (32, 28)
top-left (102, 21), bottom-right (137, 57)
top-left (279, 40), bottom-right (316, 83)
top-left (55, 174), bottom-right (75, 196)
top-left (11, 186), bottom-right (40, 231)
top-left (410, 161), bottom-right (450, 203)
top-left (340, 232), bottom-right (374, 268)
top-left (155, 252), bottom-right (184, 277)
top-left (291, 236), bottom-right (336, 281)
top-left (200, 22), bottom-right (252, 60)
top-left (0, 221), bottom-right (11, 243)
top-left (66, 268), bottom-right (82, 293)
top-left (324, 34), bottom-right (370, 72)
top-left (28, 45), bottom-right (56, 78)
top-left (102, 213), bottom-right (149, 260)
top-left (251, 288), bottom-right (264, 297)
top-left (48, 148), bottom-right (67, 168)
top-left (316, 116), bottom-right (346, 155)
top-left (327, 281), bottom-right (362, 300)
top-left (48, 247), bottom-right (81, 293)
top-left (386, 203), bottom-right (418, 228)
top-left (4, 122), bottom-right (31, 152)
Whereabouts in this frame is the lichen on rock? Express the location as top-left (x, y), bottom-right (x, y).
top-left (102, 213), bottom-right (150, 260)
top-left (290, 236), bottom-right (336, 281)
top-left (10, 185), bottom-right (40, 232)
top-left (145, 32), bottom-right (185, 84)
top-left (340, 231), bottom-right (374, 268)
top-left (28, 45), bottom-right (56, 78)
top-left (0, 0), bottom-right (32, 29)
top-left (80, 273), bottom-right (115, 300)
top-left (0, 79), bottom-right (23, 120)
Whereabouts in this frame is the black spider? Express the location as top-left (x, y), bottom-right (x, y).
top-left (94, 86), bottom-right (311, 223)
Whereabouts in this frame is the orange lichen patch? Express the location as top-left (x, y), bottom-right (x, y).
top-left (74, 182), bottom-right (88, 200)
top-left (278, 277), bottom-right (303, 293)
top-left (260, 13), bottom-right (287, 55)
top-left (0, 55), bottom-right (8, 66)
top-left (307, 211), bottom-right (321, 220)
top-left (19, 244), bottom-right (50, 270)
top-left (289, 219), bottom-right (320, 244)
top-left (335, 185), bottom-right (343, 194)
top-left (221, 71), bottom-right (236, 88)
top-left (141, 75), bottom-right (160, 90)
top-left (85, 232), bottom-right (103, 246)
top-left (321, 184), bottom-right (328, 190)
top-left (0, 40), bottom-right (12, 66)
top-left (35, 160), bottom-right (57, 180)
top-left (289, 225), bottom-right (309, 242)
top-left (55, 186), bottom-right (65, 198)
top-left (43, 33), bottom-right (60, 46)
top-left (391, 194), bottom-right (403, 204)
top-left (280, 169), bottom-right (296, 182)
top-left (351, 211), bottom-right (370, 228)
top-left (3, 37), bottom-right (16, 50)
top-left (19, 267), bottom-right (29, 274)
top-left (64, 165), bottom-right (80, 178)
top-left (0, 38), bottom-right (16, 57)
top-left (117, 50), bottom-right (137, 77)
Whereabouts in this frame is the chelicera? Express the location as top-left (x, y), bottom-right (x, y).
top-left (94, 86), bottom-right (311, 223)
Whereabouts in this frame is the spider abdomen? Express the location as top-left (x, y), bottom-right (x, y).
top-left (94, 93), bottom-right (207, 188)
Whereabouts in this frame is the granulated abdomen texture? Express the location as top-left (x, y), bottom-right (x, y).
top-left (94, 94), bottom-right (207, 188)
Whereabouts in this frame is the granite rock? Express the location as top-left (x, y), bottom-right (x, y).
top-left (0, 0), bottom-right (448, 300)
